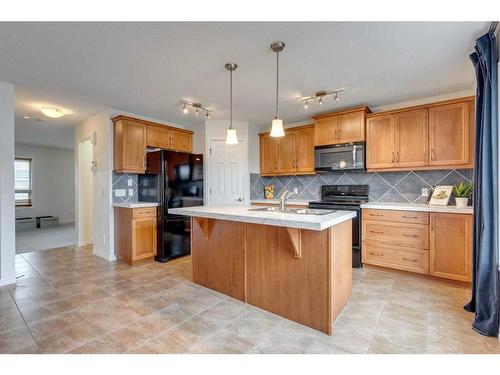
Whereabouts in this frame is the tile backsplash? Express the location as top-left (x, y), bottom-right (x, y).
top-left (112, 173), bottom-right (139, 203)
top-left (250, 169), bottom-right (474, 205)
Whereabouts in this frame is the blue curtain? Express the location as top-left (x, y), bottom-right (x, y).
top-left (464, 31), bottom-right (499, 337)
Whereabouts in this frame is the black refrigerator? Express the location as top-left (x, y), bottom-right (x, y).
top-left (138, 150), bottom-right (203, 262)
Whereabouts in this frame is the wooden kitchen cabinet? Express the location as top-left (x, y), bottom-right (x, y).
top-left (366, 97), bottom-right (474, 171)
top-left (429, 102), bottom-right (469, 166)
top-left (113, 118), bottom-right (147, 174)
top-left (115, 206), bottom-right (157, 265)
top-left (113, 115), bottom-right (193, 173)
top-left (313, 107), bottom-right (370, 146)
top-left (430, 213), bottom-right (472, 282)
top-left (366, 115), bottom-right (395, 169)
top-left (259, 124), bottom-right (314, 176)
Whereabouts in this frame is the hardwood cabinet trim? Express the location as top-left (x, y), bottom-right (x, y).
top-left (312, 106), bottom-right (371, 120)
top-left (112, 115), bottom-right (193, 135)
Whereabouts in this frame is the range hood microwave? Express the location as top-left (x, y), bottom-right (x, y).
top-left (314, 142), bottom-right (365, 172)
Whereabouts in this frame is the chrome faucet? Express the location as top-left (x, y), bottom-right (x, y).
top-left (277, 189), bottom-right (295, 211)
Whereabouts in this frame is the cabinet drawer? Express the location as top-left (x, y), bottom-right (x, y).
top-left (362, 241), bottom-right (429, 274)
top-left (132, 207), bottom-right (156, 218)
top-left (363, 209), bottom-right (428, 224)
top-left (363, 220), bottom-right (429, 249)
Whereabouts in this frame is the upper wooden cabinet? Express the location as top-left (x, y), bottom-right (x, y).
top-left (429, 102), bottom-right (469, 166)
top-left (366, 97), bottom-right (474, 171)
top-left (113, 115), bottom-right (193, 173)
top-left (313, 107), bottom-right (370, 146)
top-left (259, 124), bottom-right (314, 176)
top-left (430, 213), bottom-right (472, 282)
top-left (113, 117), bottom-right (147, 174)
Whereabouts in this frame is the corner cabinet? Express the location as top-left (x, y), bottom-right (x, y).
top-left (313, 107), bottom-right (370, 146)
top-left (259, 124), bottom-right (315, 176)
top-left (114, 206), bottom-right (157, 264)
top-left (113, 115), bottom-right (193, 174)
top-left (366, 97), bottom-right (474, 171)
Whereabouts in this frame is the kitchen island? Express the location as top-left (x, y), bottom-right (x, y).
top-left (169, 205), bottom-right (355, 335)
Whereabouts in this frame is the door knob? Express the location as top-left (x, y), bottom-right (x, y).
top-left (235, 198), bottom-right (243, 202)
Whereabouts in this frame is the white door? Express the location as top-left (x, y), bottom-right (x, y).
top-left (208, 139), bottom-right (245, 205)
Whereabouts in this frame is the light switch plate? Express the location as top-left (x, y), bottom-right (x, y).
top-left (115, 189), bottom-right (126, 197)
top-left (127, 178), bottom-right (133, 187)
top-left (128, 189), bottom-right (134, 196)
top-left (421, 188), bottom-right (429, 197)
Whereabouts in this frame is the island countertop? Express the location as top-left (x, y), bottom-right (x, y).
top-left (169, 205), bottom-right (356, 231)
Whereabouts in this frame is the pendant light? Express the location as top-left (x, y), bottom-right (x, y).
top-left (270, 41), bottom-right (285, 137)
top-left (225, 63), bottom-right (238, 145)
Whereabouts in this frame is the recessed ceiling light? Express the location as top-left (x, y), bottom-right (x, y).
top-left (41, 107), bottom-right (64, 118)
top-left (23, 116), bottom-right (30, 119)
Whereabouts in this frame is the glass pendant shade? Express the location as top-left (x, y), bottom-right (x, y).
top-left (226, 128), bottom-right (238, 144)
top-left (270, 117), bottom-right (284, 137)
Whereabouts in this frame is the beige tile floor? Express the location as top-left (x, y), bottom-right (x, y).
top-left (1, 244), bottom-right (499, 354)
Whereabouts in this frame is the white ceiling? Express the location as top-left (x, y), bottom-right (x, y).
top-left (0, 22), bottom-right (487, 148)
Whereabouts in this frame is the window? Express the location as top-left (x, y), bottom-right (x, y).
top-left (15, 158), bottom-right (32, 207)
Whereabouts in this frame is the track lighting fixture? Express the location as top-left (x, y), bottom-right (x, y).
top-left (298, 89), bottom-right (343, 108)
top-left (180, 101), bottom-right (213, 118)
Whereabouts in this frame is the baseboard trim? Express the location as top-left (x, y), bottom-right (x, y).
top-left (77, 239), bottom-right (93, 246)
top-left (0, 276), bottom-right (17, 287)
top-left (92, 248), bottom-right (117, 262)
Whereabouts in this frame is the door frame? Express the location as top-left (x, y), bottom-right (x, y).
top-left (206, 138), bottom-right (248, 206)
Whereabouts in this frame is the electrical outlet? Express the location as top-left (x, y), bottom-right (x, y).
top-left (421, 188), bottom-right (429, 197)
top-left (127, 178), bottom-right (133, 187)
top-left (293, 187), bottom-right (298, 194)
top-left (128, 189), bottom-right (134, 196)
top-left (115, 189), bottom-right (126, 197)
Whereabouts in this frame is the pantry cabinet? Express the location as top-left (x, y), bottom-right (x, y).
top-left (259, 124), bottom-right (314, 176)
top-left (113, 115), bottom-right (193, 174)
top-left (313, 107), bottom-right (370, 146)
top-left (366, 97), bottom-right (474, 171)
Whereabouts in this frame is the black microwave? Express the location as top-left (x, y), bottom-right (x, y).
top-left (314, 142), bottom-right (365, 171)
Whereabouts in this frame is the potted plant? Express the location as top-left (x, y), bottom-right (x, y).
top-left (452, 182), bottom-right (473, 208)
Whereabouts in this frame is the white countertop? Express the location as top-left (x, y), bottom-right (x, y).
top-left (360, 202), bottom-right (473, 214)
top-left (169, 205), bottom-right (356, 231)
top-left (113, 202), bottom-right (159, 209)
top-left (250, 199), bottom-right (310, 206)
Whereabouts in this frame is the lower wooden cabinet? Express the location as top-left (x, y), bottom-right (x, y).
top-left (362, 208), bottom-right (472, 282)
top-left (430, 213), bottom-right (472, 282)
top-left (115, 206), bottom-right (157, 264)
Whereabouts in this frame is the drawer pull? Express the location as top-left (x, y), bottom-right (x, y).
top-left (402, 234), bottom-right (419, 238)
top-left (402, 216), bottom-right (418, 219)
top-left (369, 252), bottom-right (383, 257)
top-left (369, 213), bottom-right (383, 217)
top-left (402, 257), bottom-right (418, 263)
top-left (369, 230), bottom-right (384, 234)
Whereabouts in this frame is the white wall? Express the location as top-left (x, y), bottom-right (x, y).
top-left (76, 140), bottom-right (93, 246)
top-left (14, 144), bottom-right (75, 224)
top-left (0, 81), bottom-right (16, 286)
top-left (205, 120), bottom-right (250, 205)
top-left (75, 109), bottom-right (115, 261)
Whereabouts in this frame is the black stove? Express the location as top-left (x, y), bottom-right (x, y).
top-left (309, 185), bottom-right (369, 268)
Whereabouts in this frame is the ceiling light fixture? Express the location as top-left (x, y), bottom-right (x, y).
top-left (270, 41), bottom-right (285, 137)
top-left (298, 89), bottom-right (344, 108)
top-left (23, 116), bottom-right (30, 119)
top-left (41, 107), bottom-right (64, 118)
top-left (180, 101), bottom-right (213, 118)
top-left (225, 62), bottom-right (238, 145)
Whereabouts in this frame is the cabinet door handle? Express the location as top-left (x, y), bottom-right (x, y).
top-left (396, 152), bottom-right (400, 163)
top-left (392, 152), bottom-right (395, 163)
top-left (431, 148), bottom-right (436, 161)
top-left (402, 257), bottom-right (418, 263)
top-left (275, 161), bottom-right (278, 170)
top-left (369, 230), bottom-right (384, 234)
top-left (369, 252), bottom-right (383, 257)
top-left (338, 129), bottom-right (341, 140)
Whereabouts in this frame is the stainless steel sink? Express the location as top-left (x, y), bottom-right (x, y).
top-left (249, 207), bottom-right (335, 215)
